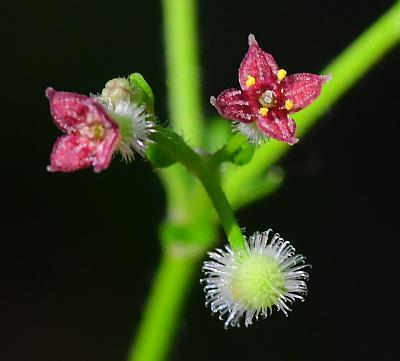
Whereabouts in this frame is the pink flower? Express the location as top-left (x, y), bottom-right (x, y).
top-left (46, 88), bottom-right (120, 173)
top-left (211, 34), bottom-right (330, 145)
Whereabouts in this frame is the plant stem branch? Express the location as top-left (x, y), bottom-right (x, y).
top-left (152, 129), bottom-right (246, 254)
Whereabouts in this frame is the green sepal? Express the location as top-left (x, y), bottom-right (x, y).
top-left (129, 72), bottom-right (155, 114)
top-left (145, 127), bottom-right (186, 168)
top-left (146, 142), bottom-right (177, 168)
top-left (231, 142), bottom-right (255, 165)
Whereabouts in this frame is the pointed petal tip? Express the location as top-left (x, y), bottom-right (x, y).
top-left (46, 164), bottom-right (55, 172)
top-left (45, 87), bottom-right (55, 99)
top-left (210, 96), bottom-right (216, 106)
top-left (239, 35), bottom-right (279, 89)
top-left (248, 33), bottom-right (256, 46)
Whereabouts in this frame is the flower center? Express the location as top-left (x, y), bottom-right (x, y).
top-left (78, 123), bottom-right (105, 140)
top-left (92, 124), bottom-right (105, 140)
top-left (258, 90), bottom-right (276, 108)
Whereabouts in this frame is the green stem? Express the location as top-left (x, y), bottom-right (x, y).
top-left (162, 0), bottom-right (204, 146)
top-left (127, 246), bottom-right (202, 361)
top-left (197, 165), bottom-right (245, 253)
top-left (223, 1), bottom-right (400, 198)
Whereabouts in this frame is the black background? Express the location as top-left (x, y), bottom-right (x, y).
top-left (3, 0), bottom-right (399, 360)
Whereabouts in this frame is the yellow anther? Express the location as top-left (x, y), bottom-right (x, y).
top-left (246, 75), bottom-right (256, 87)
top-left (285, 99), bottom-right (294, 111)
top-left (277, 69), bottom-right (287, 81)
top-left (259, 107), bottom-right (269, 116)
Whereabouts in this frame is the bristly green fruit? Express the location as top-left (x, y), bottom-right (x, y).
top-left (203, 230), bottom-right (310, 327)
top-left (230, 253), bottom-right (285, 309)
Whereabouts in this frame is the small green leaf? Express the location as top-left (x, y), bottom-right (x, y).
top-left (146, 143), bottom-right (177, 168)
top-left (129, 72), bottom-right (155, 114)
top-left (231, 143), bottom-right (255, 165)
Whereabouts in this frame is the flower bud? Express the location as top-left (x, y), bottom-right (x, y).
top-left (101, 78), bottom-right (133, 109)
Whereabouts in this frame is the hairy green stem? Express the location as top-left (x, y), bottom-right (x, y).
top-left (152, 129), bottom-right (246, 254)
top-left (197, 166), bottom-right (245, 253)
top-left (223, 1), bottom-right (400, 198)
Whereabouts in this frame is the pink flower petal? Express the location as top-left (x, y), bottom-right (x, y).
top-left (46, 87), bottom-right (117, 133)
top-left (211, 89), bottom-right (255, 124)
top-left (48, 134), bottom-right (97, 172)
top-left (256, 108), bottom-right (298, 145)
top-left (281, 73), bottom-right (331, 112)
top-left (93, 129), bottom-right (120, 173)
top-left (239, 34), bottom-right (279, 91)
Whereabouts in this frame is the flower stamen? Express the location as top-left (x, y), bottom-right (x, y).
top-left (245, 75), bottom-right (256, 87)
top-left (277, 68), bottom-right (287, 81)
top-left (258, 107), bottom-right (269, 116)
top-left (285, 99), bottom-right (294, 111)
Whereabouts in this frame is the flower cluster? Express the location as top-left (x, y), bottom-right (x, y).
top-left (211, 34), bottom-right (330, 145)
top-left (202, 230), bottom-right (309, 328)
top-left (45, 40), bottom-right (317, 331)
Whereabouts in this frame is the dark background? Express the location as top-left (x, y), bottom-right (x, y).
top-left (3, 0), bottom-right (399, 360)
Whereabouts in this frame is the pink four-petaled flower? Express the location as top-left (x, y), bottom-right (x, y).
top-left (46, 88), bottom-right (120, 173)
top-left (211, 34), bottom-right (330, 145)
